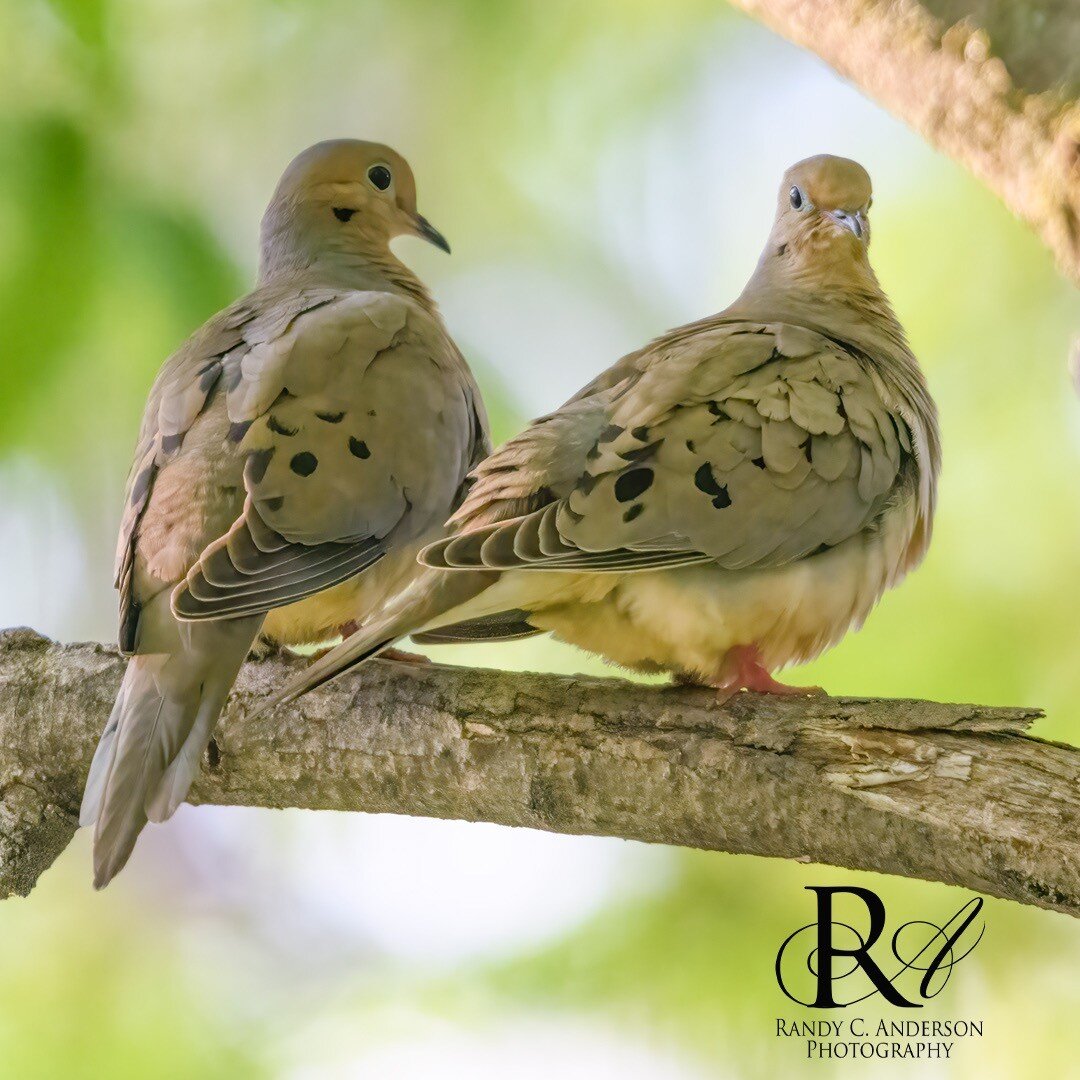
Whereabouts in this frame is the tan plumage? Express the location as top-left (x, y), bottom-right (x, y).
top-left (260, 154), bottom-right (939, 710)
top-left (82, 140), bottom-right (489, 886)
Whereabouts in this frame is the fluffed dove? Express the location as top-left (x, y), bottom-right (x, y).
top-left (81, 140), bottom-right (489, 887)
top-left (259, 154), bottom-right (939, 711)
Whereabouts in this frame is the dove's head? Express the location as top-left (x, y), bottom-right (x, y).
top-left (259, 139), bottom-right (449, 278)
top-left (766, 155), bottom-right (873, 278)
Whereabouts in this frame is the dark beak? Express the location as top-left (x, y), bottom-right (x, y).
top-left (828, 209), bottom-right (866, 241)
top-left (412, 214), bottom-right (451, 254)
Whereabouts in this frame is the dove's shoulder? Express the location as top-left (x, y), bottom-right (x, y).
top-left (115, 283), bottom-right (459, 649)
top-left (450, 318), bottom-right (835, 534)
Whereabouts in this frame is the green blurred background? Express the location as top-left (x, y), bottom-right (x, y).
top-left (1, 0), bottom-right (1079, 1076)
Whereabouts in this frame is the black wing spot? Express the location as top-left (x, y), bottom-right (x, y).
top-left (268, 415), bottom-right (297, 437)
top-left (630, 425), bottom-right (649, 442)
top-left (614, 468), bottom-right (654, 503)
top-left (751, 456), bottom-right (766, 469)
top-left (618, 440), bottom-right (662, 464)
top-left (598, 424), bottom-right (624, 443)
top-left (161, 433), bottom-right (183, 454)
top-left (694, 462), bottom-right (732, 509)
top-left (622, 503), bottom-right (644, 523)
top-left (224, 361), bottom-right (244, 392)
top-left (316, 411), bottom-right (345, 423)
top-left (262, 496), bottom-right (285, 512)
top-left (576, 471), bottom-right (600, 496)
top-left (685, 439), bottom-right (696, 453)
top-left (290, 451), bottom-right (318, 477)
top-left (245, 448), bottom-right (274, 486)
top-left (198, 361), bottom-right (222, 393)
top-left (348, 437), bottom-right (371, 459)
top-left (227, 420), bottom-right (252, 443)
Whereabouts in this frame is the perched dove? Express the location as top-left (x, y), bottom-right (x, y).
top-left (81, 140), bottom-right (489, 887)
top-left (260, 154), bottom-right (939, 710)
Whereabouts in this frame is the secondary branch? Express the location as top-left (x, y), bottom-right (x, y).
top-left (730, 0), bottom-right (1080, 286)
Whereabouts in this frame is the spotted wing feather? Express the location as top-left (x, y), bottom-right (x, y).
top-left (172, 291), bottom-right (482, 620)
top-left (114, 289), bottom-right (340, 651)
top-left (424, 323), bottom-right (912, 575)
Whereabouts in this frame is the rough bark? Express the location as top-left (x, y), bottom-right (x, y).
top-left (729, 0), bottom-right (1080, 286)
top-left (0, 627), bottom-right (1076, 916)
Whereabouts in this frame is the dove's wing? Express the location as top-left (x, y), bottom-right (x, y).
top-left (115, 287), bottom-right (341, 650)
top-left (166, 290), bottom-right (482, 621)
top-left (424, 321), bottom-right (915, 575)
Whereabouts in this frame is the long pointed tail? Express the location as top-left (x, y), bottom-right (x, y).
top-left (81, 610), bottom-right (261, 888)
top-left (249, 568), bottom-right (498, 721)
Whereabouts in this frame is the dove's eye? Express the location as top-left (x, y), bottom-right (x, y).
top-left (367, 165), bottom-right (392, 191)
top-left (332, 207), bottom-right (357, 223)
top-left (789, 186), bottom-right (805, 210)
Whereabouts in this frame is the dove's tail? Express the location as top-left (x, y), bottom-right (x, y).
top-left (249, 567), bottom-right (501, 721)
top-left (81, 603), bottom-right (261, 888)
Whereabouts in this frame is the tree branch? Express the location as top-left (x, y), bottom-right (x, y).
top-left (729, 0), bottom-right (1080, 286)
top-left (0, 627), bottom-right (1076, 915)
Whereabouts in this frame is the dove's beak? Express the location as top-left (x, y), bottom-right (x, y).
top-left (411, 214), bottom-right (451, 254)
top-left (827, 209), bottom-right (867, 241)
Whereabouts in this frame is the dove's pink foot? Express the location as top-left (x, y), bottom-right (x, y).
top-left (708, 644), bottom-right (822, 704)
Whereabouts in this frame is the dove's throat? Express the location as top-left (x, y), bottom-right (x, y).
top-left (735, 241), bottom-right (909, 365)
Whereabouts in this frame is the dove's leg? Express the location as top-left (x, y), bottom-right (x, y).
top-left (707, 644), bottom-right (821, 703)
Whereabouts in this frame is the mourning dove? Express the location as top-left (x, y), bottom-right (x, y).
top-left (81, 140), bottom-right (489, 887)
top-left (259, 154), bottom-right (939, 710)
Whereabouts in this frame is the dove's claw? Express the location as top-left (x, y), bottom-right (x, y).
top-left (708, 644), bottom-right (822, 701)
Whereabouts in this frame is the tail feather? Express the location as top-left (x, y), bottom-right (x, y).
top-left (247, 622), bottom-right (398, 721)
top-left (248, 567), bottom-right (498, 721)
top-left (412, 609), bottom-right (540, 644)
top-left (82, 609), bottom-right (261, 888)
top-left (79, 682), bottom-right (127, 828)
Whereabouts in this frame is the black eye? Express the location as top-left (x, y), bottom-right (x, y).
top-left (368, 165), bottom-right (392, 191)
top-left (789, 186), bottom-right (804, 210)
top-left (332, 207), bottom-right (356, 222)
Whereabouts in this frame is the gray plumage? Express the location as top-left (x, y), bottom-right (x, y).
top-left (82, 140), bottom-right (488, 886)
top-left (262, 154), bottom-right (939, 711)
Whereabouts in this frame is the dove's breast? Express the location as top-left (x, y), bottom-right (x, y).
top-left (518, 497), bottom-right (918, 680)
